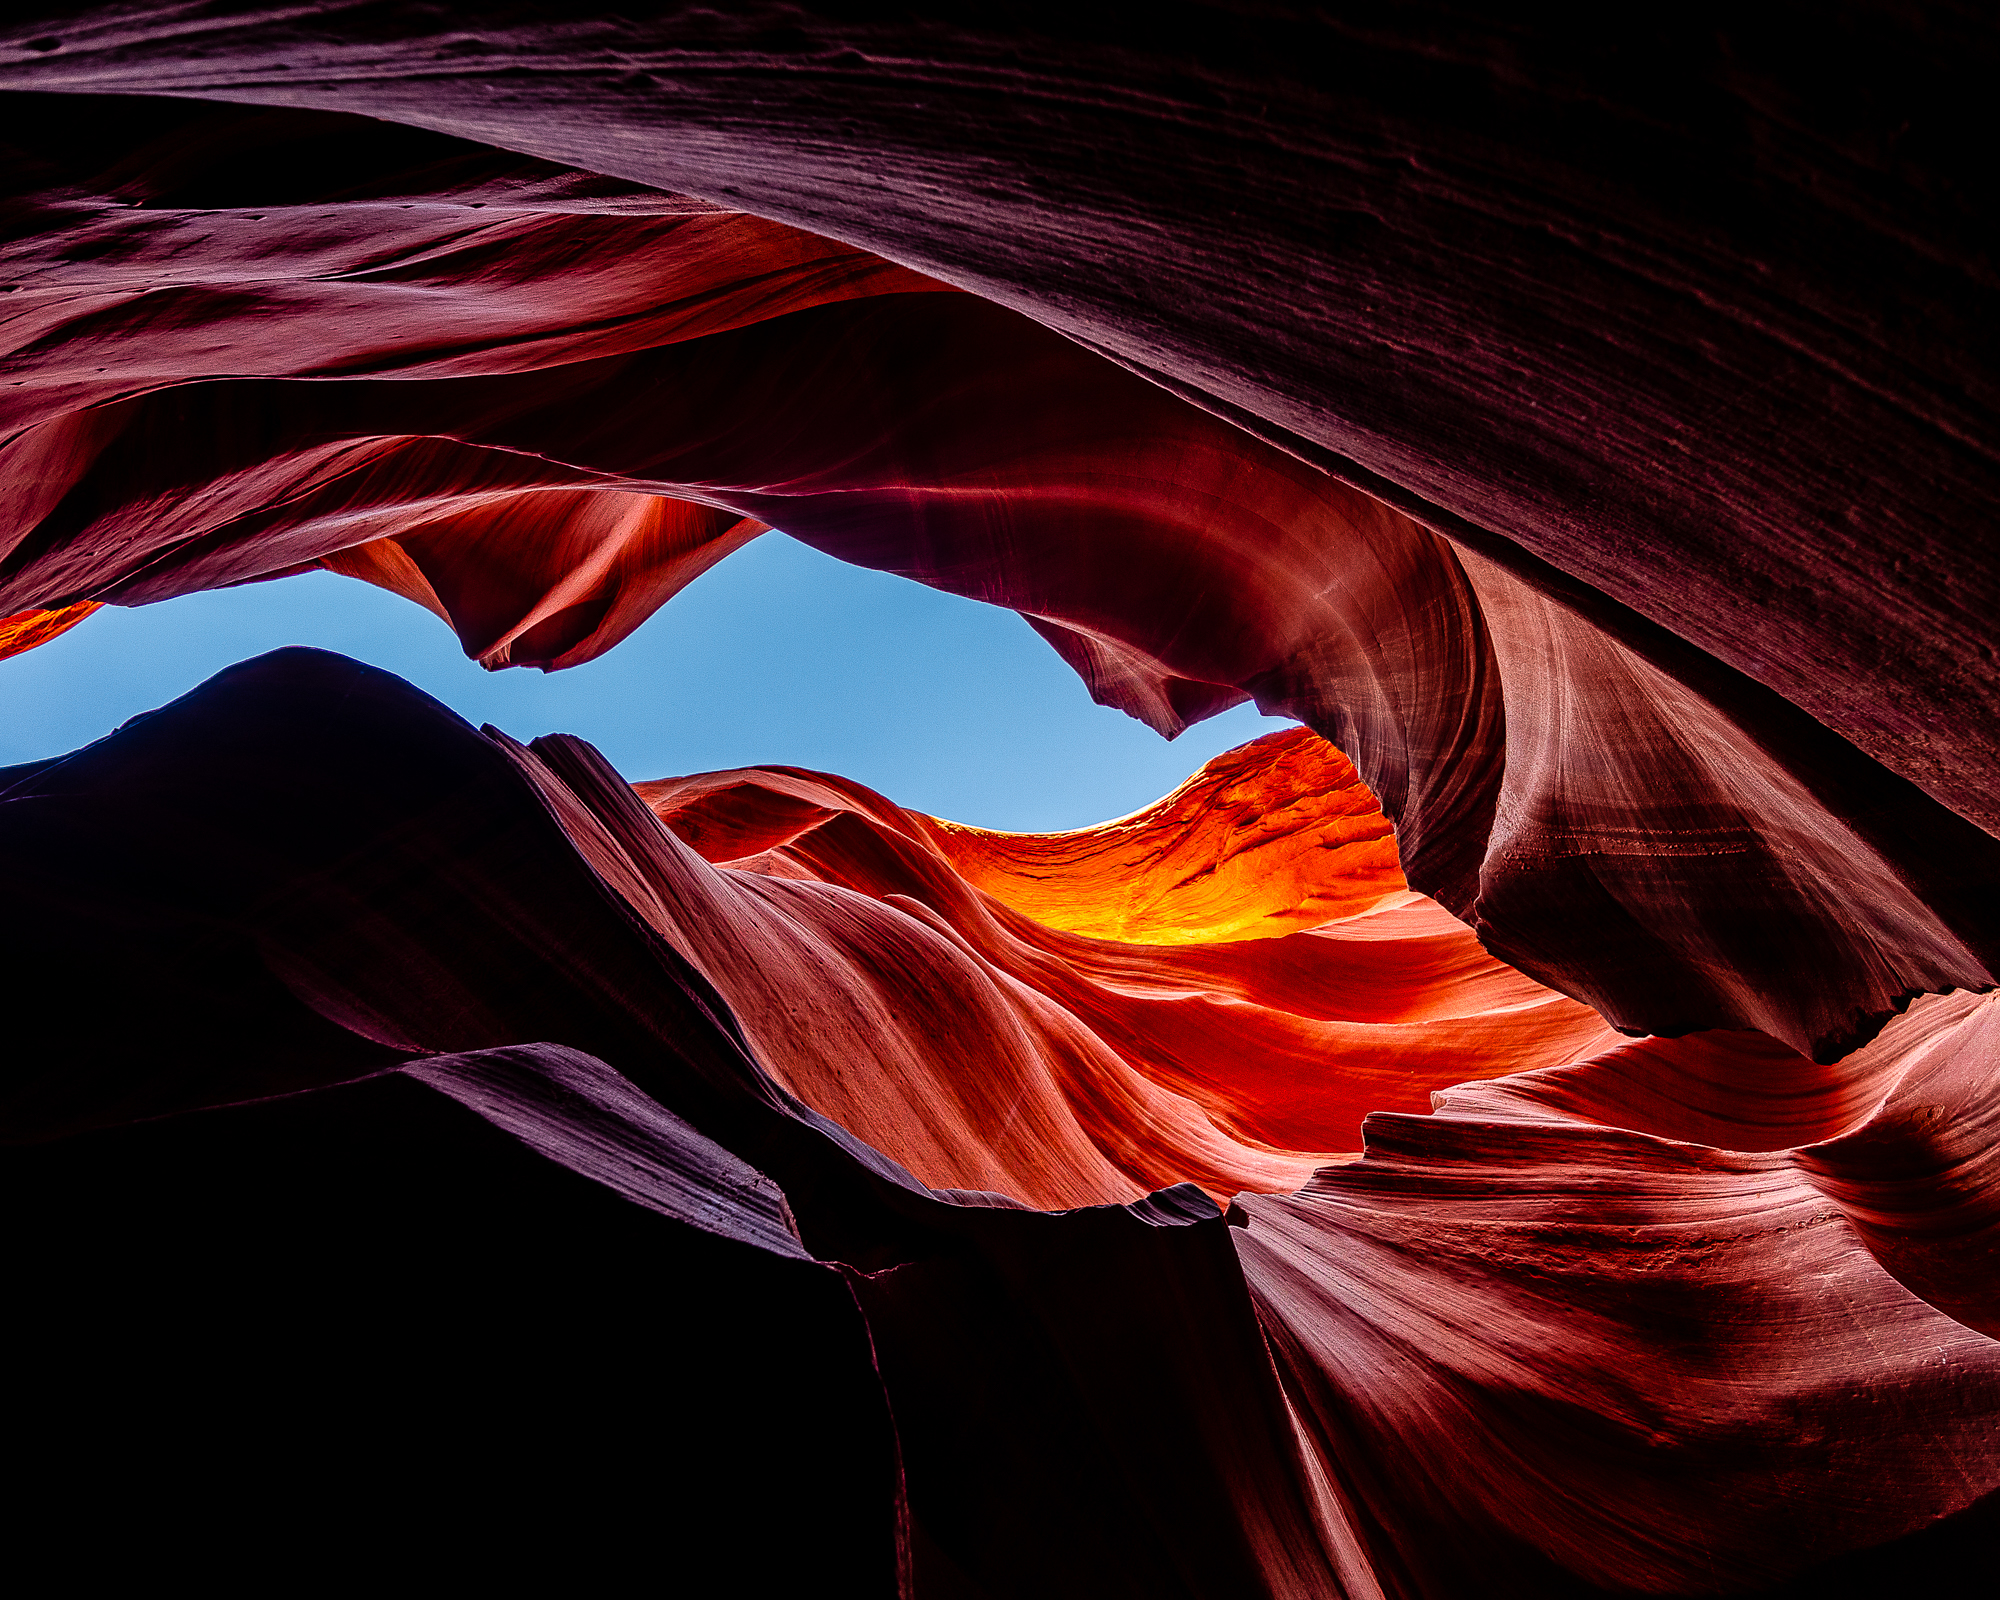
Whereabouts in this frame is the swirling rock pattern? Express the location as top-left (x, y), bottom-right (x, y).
top-left (2, 11), bottom-right (1996, 1596)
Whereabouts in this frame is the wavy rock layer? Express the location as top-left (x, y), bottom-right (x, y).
top-left (616, 727), bottom-right (1616, 1204)
top-left (5, 651), bottom-right (1994, 1597)
top-left (0, 94), bottom-right (1994, 1060)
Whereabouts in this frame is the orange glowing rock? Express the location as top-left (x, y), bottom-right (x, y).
top-left (921, 727), bottom-right (1408, 944)
top-left (0, 601), bottom-right (99, 663)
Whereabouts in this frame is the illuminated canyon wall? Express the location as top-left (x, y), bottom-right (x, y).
top-left (3, 9), bottom-right (1995, 1595)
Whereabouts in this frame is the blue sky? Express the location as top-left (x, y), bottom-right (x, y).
top-left (1, 535), bottom-right (1295, 831)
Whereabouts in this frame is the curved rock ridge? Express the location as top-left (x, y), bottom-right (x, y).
top-left (1237, 1099), bottom-right (2000, 1596)
top-left (1, 93), bottom-right (1995, 1059)
top-left (589, 728), bottom-right (1613, 1203)
top-left (322, 490), bottom-right (768, 671)
top-left (650, 726), bottom-right (1411, 946)
top-left (4, 649), bottom-right (1992, 1596)
top-left (1435, 990), bottom-right (2000, 1342)
top-left (1239, 988), bottom-right (2000, 1593)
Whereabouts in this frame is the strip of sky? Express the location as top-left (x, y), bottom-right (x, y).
top-left (0, 535), bottom-right (1296, 833)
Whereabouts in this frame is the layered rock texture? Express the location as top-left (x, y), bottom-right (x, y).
top-left (3, 9), bottom-right (1996, 1596)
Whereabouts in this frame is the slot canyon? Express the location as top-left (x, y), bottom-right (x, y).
top-left (2, 7), bottom-right (1995, 1594)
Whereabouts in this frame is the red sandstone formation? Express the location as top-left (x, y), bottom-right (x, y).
top-left (2, 11), bottom-right (1996, 1597)
top-left (2, 94), bottom-right (1992, 1060)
